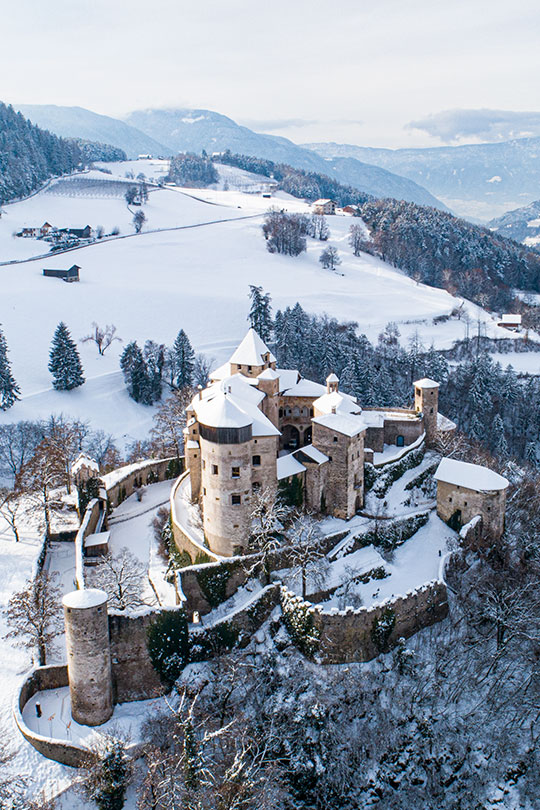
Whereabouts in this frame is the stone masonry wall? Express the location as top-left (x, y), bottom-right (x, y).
top-left (436, 479), bottom-right (506, 540)
top-left (281, 580), bottom-right (449, 664)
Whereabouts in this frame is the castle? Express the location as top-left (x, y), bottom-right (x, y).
top-left (184, 328), bottom-right (452, 556)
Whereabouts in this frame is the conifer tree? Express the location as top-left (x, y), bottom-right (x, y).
top-left (248, 285), bottom-right (273, 341)
top-left (120, 341), bottom-right (147, 403)
top-left (0, 325), bottom-right (20, 410)
top-left (492, 414), bottom-right (509, 458)
top-left (171, 329), bottom-right (195, 389)
top-left (48, 322), bottom-right (85, 391)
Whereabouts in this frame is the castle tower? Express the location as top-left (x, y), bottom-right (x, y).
top-left (63, 589), bottom-right (113, 726)
top-left (228, 328), bottom-right (277, 379)
top-left (326, 373), bottom-right (339, 394)
top-left (258, 368), bottom-right (280, 428)
top-left (413, 378), bottom-right (440, 447)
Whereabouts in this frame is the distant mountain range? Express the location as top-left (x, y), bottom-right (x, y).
top-left (304, 139), bottom-right (540, 221)
top-left (14, 104), bottom-right (447, 210)
top-left (489, 200), bottom-right (540, 245)
top-left (16, 104), bottom-right (171, 160)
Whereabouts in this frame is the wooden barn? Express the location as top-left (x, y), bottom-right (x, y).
top-left (43, 264), bottom-right (81, 283)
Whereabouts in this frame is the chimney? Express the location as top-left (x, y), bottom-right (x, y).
top-left (198, 384), bottom-right (203, 400)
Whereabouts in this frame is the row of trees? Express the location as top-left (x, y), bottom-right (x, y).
top-left (166, 152), bottom-right (218, 188)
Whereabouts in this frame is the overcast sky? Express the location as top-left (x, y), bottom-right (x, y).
top-left (2, 0), bottom-right (540, 148)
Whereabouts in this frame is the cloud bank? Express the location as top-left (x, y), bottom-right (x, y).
top-left (406, 109), bottom-right (540, 143)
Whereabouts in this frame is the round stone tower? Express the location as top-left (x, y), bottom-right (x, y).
top-left (63, 589), bottom-right (113, 726)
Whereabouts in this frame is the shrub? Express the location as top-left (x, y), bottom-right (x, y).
top-left (146, 609), bottom-right (189, 687)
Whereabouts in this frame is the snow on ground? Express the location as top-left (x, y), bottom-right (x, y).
top-left (1, 176), bottom-right (529, 447)
top-left (94, 158), bottom-right (170, 181)
top-left (22, 686), bottom-right (168, 749)
top-left (477, 352), bottom-right (540, 376)
top-left (86, 480), bottom-right (174, 606)
top-left (319, 512), bottom-right (453, 610)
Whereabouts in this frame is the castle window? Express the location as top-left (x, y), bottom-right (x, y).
top-left (231, 466), bottom-right (240, 478)
top-left (252, 482), bottom-right (261, 492)
top-left (310, 408), bottom-right (314, 417)
top-left (449, 497), bottom-right (452, 502)
top-left (248, 365), bottom-right (252, 372)
top-left (487, 506), bottom-right (491, 512)
top-left (430, 408), bottom-right (434, 414)
top-left (415, 388), bottom-right (420, 397)
top-left (203, 487), bottom-right (206, 495)
top-left (279, 408), bottom-right (283, 418)
top-left (203, 460), bottom-right (206, 469)
top-left (252, 455), bottom-right (261, 466)
top-left (333, 436), bottom-right (338, 443)
top-left (237, 364), bottom-right (242, 370)
top-left (212, 464), bottom-right (218, 475)
top-left (231, 494), bottom-right (241, 505)
top-left (293, 406), bottom-right (300, 417)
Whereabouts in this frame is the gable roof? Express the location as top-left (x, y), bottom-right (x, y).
top-left (313, 390), bottom-right (360, 415)
top-left (434, 458), bottom-right (508, 492)
top-left (229, 328), bottom-right (276, 367)
top-left (312, 413), bottom-right (366, 437)
top-left (414, 378), bottom-right (440, 389)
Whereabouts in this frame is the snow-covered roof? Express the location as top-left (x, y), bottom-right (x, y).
top-left (229, 328), bottom-right (276, 366)
top-left (258, 367), bottom-right (280, 380)
top-left (500, 313), bottom-right (522, 324)
top-left (313, 390), bottom-right (360, 415)
top-left (277, 454), bottom-right (306, 480)
top-left (281, 377), bottom-right (326, 397)
top-left (195, 392), bottom-right (253, 429)
top-left (312, 198), bottom-right (333, 205)
top-left (414, 378), bottom-right (440, 389)
top-left (71, 453), bottom-right (99, 474)
top-left (186, 440), bottom-right (200, 449)
top-left (63, 588), bottom-right (108, 609)
top-left (437, 412), bottom-right (456, 432)
top-left (326, 373), bottom-right (339, 383)
top-left (312, 413), bottom-right (366, 437)
top-left (209, 361), bottom-right (230, 381)
top-left (293, 445), bottom-right (329, 465)
top-left (434, 458), bottom-right (509, 492)
top-left (361, 411), bottom-right (385, 428)
top-left (84, 530), bottom-right (110, 548)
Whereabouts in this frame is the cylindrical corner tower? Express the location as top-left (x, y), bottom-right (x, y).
top-left (63, 588), bottom-right (113, 726)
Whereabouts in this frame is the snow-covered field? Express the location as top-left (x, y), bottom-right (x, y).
top-left (0, 168), bottom-right (535, 447)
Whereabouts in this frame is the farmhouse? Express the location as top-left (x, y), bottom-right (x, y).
top-left (42, 264), bottom-right (81, 283)
top-left (434, 457), bottom-right (508, 539)
top-left (182, 329), bottom-right (455, 556)
top-left (58, 225), bottom-right (93, 239)
top-left (311, 199), bottom-right (336, 215)
top-left (497, 313), bottom-right (522, 331)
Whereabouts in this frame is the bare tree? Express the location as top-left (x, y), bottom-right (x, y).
top-left (0, 740), bottom-right (27, 807)
top-left (193, 353), bottom-right (214, 388)
top-left (44, 414), bottom-right (89, 494)
top-left (85, 429), bottom-right (123, 471)
top-left (0, 420), bottom-right (43, 486)
top-left (0, 487), bottom-right (24, 541)
top-left (81, 322), bottom-right (122, 356)
top-left (91, 547), bottom-right (150, 611)
top-left (5, 572), bottom-right (63, 665)
top-left (22, 435), bottom-right (65, 532)
top-left (319, 245), bottom-right (341, 272)
top-left (133, 209), bottom-right (147, 233)
top-left (287, 514), bottom-right (329, 598)
top-left (349, 222), bottom-right (368, 257)
top-left (248, 487), bottom-right (293, 582)
top-left (150, 389), bottom-right (193, 460)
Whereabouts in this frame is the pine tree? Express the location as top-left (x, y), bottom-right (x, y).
top-left (120, 341), bottom-right (147, 403)
top-left (248, 285), bottom-right (273, 341)
top-left (0, 325), bottom-right (20, 410)
top-left (525, 441), bottom-right (538, 468)
top-left (48, 322), bottom-right (85, 391)
top-left (171, 329), bottom-right (195, 389)
top-left (492, 414), bottom-right (509, 458)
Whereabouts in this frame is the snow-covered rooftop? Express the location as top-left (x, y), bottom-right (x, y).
top-left (437, 412), bottom-right (457, 432)
top-left (294, 445), bottom-right (329, 465)
top-left (326, 372), bottom-right (339, 383)
top-left (63, 588), bottom-right (108, 609)
top-left (195, 392), bottom-right (252, 429)
top-left (258, 367), bottom-right (280, 380)
top-left (71, 453), bottom-right (99, 474)
top-left (500, 313), bottom-right (522, 324)
top-left (84, 530), bottom-right (110, 548)
top-left (277, 454), bottom-right (306, 480)
top-left (229, 328), bottom-right (276, 367)
top-left (313, 390), bottom-right (360, 415)
top-left (281, 377), bottom-right (326, 397)
top-left (209, 361), bottom-right (230, 381)
top-left (434, 458), bottom-right (509, 492)
top-left (312, 413), bottom-right (366, 437)
top-left (414, 378), bottom-right (440, 389)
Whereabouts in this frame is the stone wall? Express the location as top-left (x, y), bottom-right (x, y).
top-left (14, 665), bottom-right (89, 768)
top-left (74, 497), bottom-right (103, 589)
top-left (281, 580), bottom-right (449, 664)
top-left (436, 479), bottom-right (506, 540)
top-left (312, 422), bottom-right (364, 518)
top-left (382, 416), bottom-right (424, 447)
top-left (108, 610), bottom-right (175, 703)
top-left (105, 457), bottom-right (179, 508)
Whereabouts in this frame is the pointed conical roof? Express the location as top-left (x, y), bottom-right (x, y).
top-left (229, 328), bottom-right (276, 366)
